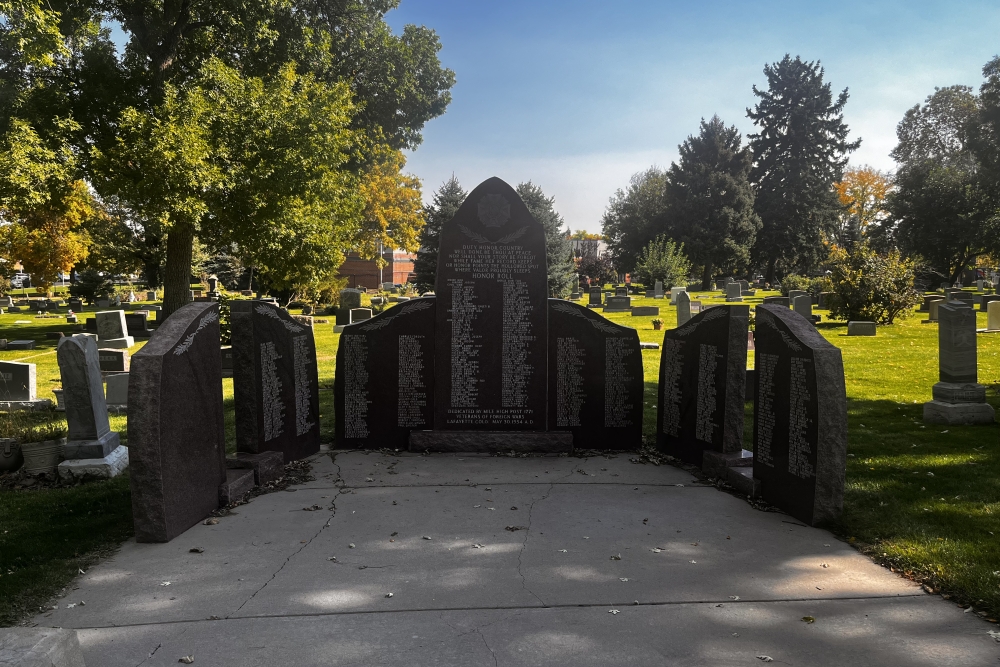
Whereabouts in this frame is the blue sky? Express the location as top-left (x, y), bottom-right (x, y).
top-left (385, 1), bottom-right (1000, 233)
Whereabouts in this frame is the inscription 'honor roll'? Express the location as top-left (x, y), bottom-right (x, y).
top-left (435, 177), bottom-right (549, 430)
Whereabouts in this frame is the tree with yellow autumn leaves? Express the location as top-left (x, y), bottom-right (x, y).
top-left (833, 166), bottom-right (892, 246)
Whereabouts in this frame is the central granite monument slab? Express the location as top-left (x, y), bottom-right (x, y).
top-left (232, 300), bottom-right (320, 462)
top-left (434, 177), bottom-right (548, 431)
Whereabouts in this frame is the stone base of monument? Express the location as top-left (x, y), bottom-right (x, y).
top-left (723, 466), bottom-right (760, 497)
top-left (631, 306), bottom-right (659, 316)
top-left (0, 398), bottom-right (52, 412)
top-left (57, 445), bottom-right (129, 482)
top-left (603, 308), bottom-right (630, 313)
top-left (98, 336), bottom-right (134, 349)
top-left (219, 468), bottom-right (256, 505)
top-left (333, 324), bottom-right (348, 333)
top-left (585, 304), bottom-right (602, 309)
top-left (923, 400), bottom-right (995, 425)
top-left (63, 431), bottom-right (120, 460)
top-left (0, 627), bottom-right (86, 667)
top-left (408, 431), bottom-right (573, 453)
top-left (725, 297), bottom-right (743, 302)
top-left (227, 451), bottom-right (284, 486)
top-left (702, 449), bottom-right (753, 478)
top-left (639, 342), bottom-right (659, 350)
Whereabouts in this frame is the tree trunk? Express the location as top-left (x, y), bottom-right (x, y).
top-left (163, 222), bottom-right (194, 317)
top-left (764, 256), bottom-right (778, 284)
top-left (701, 261), bottom-right (714, 291)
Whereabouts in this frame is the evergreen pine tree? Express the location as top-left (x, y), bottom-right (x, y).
top-left (664, 115), bottom-right (761, 289)
top-left (516, 181), bottom-right (576, 297)
top-left (747, 55), bottom-right (860, 281)
top-left (413, 176), bottom-right (466, 292)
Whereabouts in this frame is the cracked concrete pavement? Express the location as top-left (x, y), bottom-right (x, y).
top-left (32, 449), bottom-right (1000, 666)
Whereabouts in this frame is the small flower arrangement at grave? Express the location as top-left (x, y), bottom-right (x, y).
top-left (651, 318), bottom-right (664, 330)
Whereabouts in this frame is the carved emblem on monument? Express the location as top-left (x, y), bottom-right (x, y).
top-left (478, 194), bottom-right (511, 228)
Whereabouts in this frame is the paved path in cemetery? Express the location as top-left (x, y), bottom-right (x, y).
top-left (36, 450), bottom-right (1000, 666)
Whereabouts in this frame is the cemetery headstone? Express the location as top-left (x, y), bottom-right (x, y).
top-left (977, 279), bottom-right (985, 291)
top-left (631, 306), bottom-right (659, 316)
top-left (752, 305), bottom-right (848, 525)
top-left (927, 300), bottom-right (944, 322)
top-left (763, 296), bottom-right (790, 307)
top-left (920, 295), bottom-right (944, 311)
top-left (220, 346), bottom-right (233, 377)
top-left (654, 280), bottom-right (664, 299)
top-left (95, 310), bottom-right (134, 348)
top-left (669, 287), bottom-right (686, 305)
top-left (0, 361), bottom-right (51, 411)
top-left (676, 291), bottom-right (692, 326)
top-left (817, 292), bottom-right (834, 310)
top-left (657, 305), bottom-right (749, 466)
top-left (725, 283), bottom-right (743, 302)
top-left (847, 321), bottom-right (877, 336)
top-left (615, 287), bottom-right (628, 297)
top-left (98, 348), bottom-right (130, 373)
top-left (146, 291), bottom-right (156, 301)
top-left (792, 294), bottom-right (815, 322)
top-left (923, 302), bottom-right (995, 424)
top-left (433, 177), bottom-right (548, 431)
top-left (124, 312), bottom-right (152, 338)
top-left (338, 289), bottom-right (363, 326)
top-left (0, 296), bottom-right (11, 308)
top-left (548, 300), bottom-right (642, 449)
top-left (738, 279), bottom-right (750, 294)
top-left (128, 302), bottom-right (227, 542)
top-left (588, 287), bottom-right (603, 308)
top-left (787, 289), bottom-right (807, 302)
top-left (335, 298), bottom-right (437, 449)
top-left (232, 300), bottom-right (320, 461)
top-left (105, 373), bottom-right (129, 409)
top-left (987, 301), bottom-right (1000, 332)
top-left (56, 335), bottom-right (121, 459)
top-left (350, 308), bottom-right (373, 324)
top-left (604, 296), bottom-right (631, 312)
top-left (6, 340), bottom-right (35, 351)
top-left (980, 295), bottom-right (1000, 311)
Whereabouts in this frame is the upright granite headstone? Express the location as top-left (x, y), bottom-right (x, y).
top-left (335, 298), bottom-right (436, 449)
top-left (232, 300), bottom-right (320, 461)
top-left (615, 287), bottom-right (628, 297)
top-left (433, 177), bottom-right (548, 431)
top-left (95, 310), bottom-right (133, 348)
top-left (725, 283), bottom-right (743, 302)
top-left (548, 300), bottom-right (642, 449)
top-left (657, 305), bottom-right (749, 466)
top-left (792, 294), bottom-right (814, 321)
top-left (987, 300), bottom-right (1000, 331)
top-left (0, 362), bottom-right (50, 410)
top-left (923, 302), bottom-right (995, 424)
top-left (654, 280), bottom-right (664, 299)
top-left (670, 287), bottom-right (686, 305)
top-left (338, 290), bottom-right (362, 326)
top-left (57, 335), bottom-right (120, 458)
top-left (676, 291), bottom-right (692, 327)
top-left (752, 305), bottom-right (848, 526)
top-left (787, 290), bottom-right (807, 302)
top-left (129, 302), bottom-right (227, 542)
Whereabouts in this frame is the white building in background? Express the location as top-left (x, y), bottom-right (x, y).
top-left (571, 238), bottom-right (607, 258)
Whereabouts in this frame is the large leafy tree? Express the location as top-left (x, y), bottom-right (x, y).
top-left (833, 166), bottom-right (892, 248)
top-left (413, 175), bottom-right (465, 293)
top-left (0, 0), bottom-right (454, 314)
top-left (747, 55), bottom-right (860, 281)
top-left (662, 115), bottom-right (759, 289)
top-left (516, 181), bottom-right (575, 297)
top-left (600, 167), bottom-right (669, 275)
top-left (887, 85), bottom-right (999, 284)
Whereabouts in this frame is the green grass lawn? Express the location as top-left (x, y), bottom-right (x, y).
top-left (2, 289), bottom-right (1000, 624)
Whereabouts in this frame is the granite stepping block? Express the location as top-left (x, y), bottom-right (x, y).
top-left (220, 468), bottom-right (256, 506)
top-left (226, 450), bottom-right (285, 486)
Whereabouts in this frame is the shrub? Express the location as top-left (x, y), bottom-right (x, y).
top-left (633, 235), bottom-right (691, 289)
top-left (780, 273), bottom-right (834, 297)
top-left (827, 242), bottom-right (920, 324)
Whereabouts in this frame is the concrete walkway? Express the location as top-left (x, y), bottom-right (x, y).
top-left (34, 450), bottom-right (1000, 666)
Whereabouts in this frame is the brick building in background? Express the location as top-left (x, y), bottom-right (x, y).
top-left (337, 249), bottom-right (417, 290)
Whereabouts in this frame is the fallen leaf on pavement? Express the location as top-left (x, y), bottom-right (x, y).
top-left (610, 554), bottom-right (622, 560)
top-left (160, 582), bottom-right (171, 586)
top-left (988, 630), bottom-right (1000, 642)
top-left (729, 596), bottom-right (740, 600)
top-left (348, 543), bottom-right (355, 548)
top-left (178, 656), bottom-right (194, 664)
top-left (303, 505), bottom-right (322, 511)
top-left (66, 603), bottom-right (76, 609)
top-left (620, 578), bottom-right (629, 582)
top-left (385, 593), bottom-right (393, 598)
top-left (189, 548), bottom-right (204, 553)
top-left (608, 609), bottom-right (620, 614)
top-left (203, 518), bottom-right (219, 526)
top-left (756, 657), bottom-right (773, 663)
top-left (422, 536), bottom-right (432, 540)
top-left (557, 549), bottom-right (567, 553)
top-left (801, 616), bottom-right (815, 623)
